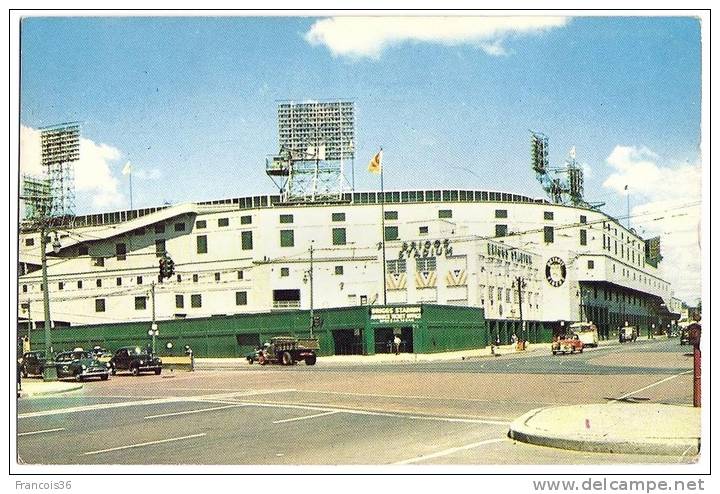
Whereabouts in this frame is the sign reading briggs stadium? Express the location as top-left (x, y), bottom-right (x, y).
top-left (398, 239), bottom-right (452, 259)
top-left (370, 306), bottom-right (423, 324)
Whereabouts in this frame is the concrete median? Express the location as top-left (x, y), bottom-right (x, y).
top-left (508, 403), bottom-right (700, 456)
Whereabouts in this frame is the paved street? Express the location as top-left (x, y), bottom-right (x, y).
top-left (17, 338), bottom-right (697, 465)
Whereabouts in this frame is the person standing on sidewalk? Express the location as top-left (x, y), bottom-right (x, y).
top-left (393, 335), bottom-right (401, 355)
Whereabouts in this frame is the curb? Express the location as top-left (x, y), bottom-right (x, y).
top-left (18, 383), bottom-right (83, 398)
top-left (508, 407), bottom-right (700, 457)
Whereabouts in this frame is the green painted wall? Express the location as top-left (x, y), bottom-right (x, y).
top-left (26, 304), bottom-right (552, 358)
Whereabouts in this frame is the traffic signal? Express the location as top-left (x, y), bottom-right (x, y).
top-left (158, 257), bottom-right (166, 282)
top-left (164, 256), bottom-right (175, 278)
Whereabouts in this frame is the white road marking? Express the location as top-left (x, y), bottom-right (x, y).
top-left (609, 370), bottom-right (692, 403)
top-left (19, 389), bottom-right (296, 419)
top-left (82, 433), bottom-right (206, 456)
top-left (394, 438), bottom-right (506, 464)
top-left (144, 404), bottom-right (245, 420)
top-left (272, 411), bottom-right (340, 424)
top-left (241, 400), bottom-right (510, 426)
top-left (18, 427), bottom-right (66, 437)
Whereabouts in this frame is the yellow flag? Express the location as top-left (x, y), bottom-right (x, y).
top-left (368, 150), bottom-right (383, 174)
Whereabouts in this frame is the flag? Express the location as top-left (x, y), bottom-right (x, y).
top-left (624, 185), bottom-right (628, 191)
top-left (122, 162), bottom-right (133, 175)
top-left (368, 150), bottom-right (382, 174)
top-left (569, 146), bottom-right (576, 160)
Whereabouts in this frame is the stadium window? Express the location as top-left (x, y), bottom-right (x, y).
top-left (332, 212), bottom-right (346, 222)
top-left (236, 291), bottom-right (248, 305)
top-left (218, 218), bottom-right (229, 227)
top-left (544, 226), bottom-right (554, 243)
top-left (240, 215), bottom-right (252, 225)
top-left (238, 270), bottom-right (244, 280)
top-left (495, 209), bottom-right (507, 219)
top-left (92, 257), bottom-right (105, 267)
top-left (587, 260), bottom-right (595, 269)
top-left (174, 222), bottom-right (186, 232)
top-left (280, 267), bottom-right (290, 277)
top-left (155, 239), bottom-right (166, 257)
top-left (177, 274), bottom-right (182, 283)
top-left (580, 215), bottom-right (587, 224)
top-left (280, 214), bottom-right (294, 224)
top-left (438, 209), bottom-right (453, 219)
top-left (58, 282), bottom-right (64, 290)
top-left (335, 266), bottom-right (344, 275)
top-left (154, 223), bottom-right (165, 234)
top-left (116, 277), bottom-right (122, 286)
top-left (280, 230), bottom-right (295, 247)
top-left (135, 296), bottom-right (147, 310)
top-left (78, 244), bottom-right (89, 256)
top-left (241, 231), bottom-right (253, 250)
top-left (95, 299), bottom-right (106, 313)
top-left (193, 274), bottom-right (199, 283)
top-left (215, 272), bottom-right (221, 281)
top-left (137, 276), bottom-right (143, 285)
top-left (495, 224), bottom-right (508, 238)
top-left (419, 226), bottom-right (429, 235)
top-left (384, 226), bottom-right (399, 241)
top-left (197, 235), bottom-right (208, 254)
top-left (96, 279), bottom-right (102, 288)
top-left (191, 294), bottom-right (202, 308)
top-left (196, 220), bottom-right (207, 229)
top-left (77, 280), bottom-right (83, 289)
top-left (332, 227), bottom-right (347, 245)
top-left (384, 211), bottom-right (398, 220)
top-left (580, 229), bottom-right (587, 246)
top-left (134, 228), bottom-right (145, 236)
top-left (116, 243), bottom-right (127, 261)
top-left (544, 211), bottom-right (554, 220)
top-left (25, 238), bottom-right (35, 246)
top-left (175, 295), bottom-right (184, 309)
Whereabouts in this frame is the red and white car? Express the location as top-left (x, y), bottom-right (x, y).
top-left (551, 333), bottom-right (584, 355)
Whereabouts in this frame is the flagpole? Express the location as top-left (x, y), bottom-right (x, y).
top-left (129, 170), bottom-right (133, 211)
top-left (380, 148), bottom-right (387, 306)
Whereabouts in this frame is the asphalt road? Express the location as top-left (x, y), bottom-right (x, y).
top-left (17, 338), bottom-right (696, 465)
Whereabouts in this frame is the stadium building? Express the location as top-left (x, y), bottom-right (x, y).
top-left (17, 103), bottom-right (682, 356)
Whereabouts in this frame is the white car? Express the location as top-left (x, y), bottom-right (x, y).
top-left (570, 322), bottom-right (599, 348)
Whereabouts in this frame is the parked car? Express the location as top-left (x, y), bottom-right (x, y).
top-left (53, 350), bottom-right (110, 381)
top-left (570, 322), bottom-right (599, 348)
top-left (109, 346), bottom-right (162, 376)
top-left (552, 333), bottom-right (584, 355)
top-left (619, 326), bottom-right (638, 343)
top-left (246, 347), bottom-right (262, 364)
top-left (20, 351), bottom-right (47, 377)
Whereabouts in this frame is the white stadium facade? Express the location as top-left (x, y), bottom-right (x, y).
top-left (18, 187), bottom-right (683, 353)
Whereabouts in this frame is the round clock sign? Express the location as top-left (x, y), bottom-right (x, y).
top-left (545, 257), bottom-right (567, 287)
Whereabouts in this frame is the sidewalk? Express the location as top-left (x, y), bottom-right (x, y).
top-left (17, 379), bottom-right (83, 398)
top-left (508, 403), bottom-right (700, 456)
top-left (195, 343), bottom-right (551, 370)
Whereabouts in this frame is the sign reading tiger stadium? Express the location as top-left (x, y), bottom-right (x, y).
top-left (370, 306), bottom-right (423, 324)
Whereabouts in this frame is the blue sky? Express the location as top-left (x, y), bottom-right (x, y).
top-left (19, 15), bottom-right (703, 301)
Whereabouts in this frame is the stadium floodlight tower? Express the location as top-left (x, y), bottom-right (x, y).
top-left (266, 100), bottom-right (355, 203)
top-left (22, 122), bottom-right (80, 381)
top-left (530, 130), bottom-right (586, 207)
top-left (41, 122), bottom-right (80, 223)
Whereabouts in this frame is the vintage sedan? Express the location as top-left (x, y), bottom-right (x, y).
top-left (20, 351), bottom-right (47, 377)
top-left (109, 346), bottom-right (162, 376)
top-left (551, 333), bottom-right (584, 355)
top-left (53, 350), bottom-right (111, 381)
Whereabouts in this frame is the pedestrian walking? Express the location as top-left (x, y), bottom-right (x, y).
top-left (393, 335), bottom-right (401, 355)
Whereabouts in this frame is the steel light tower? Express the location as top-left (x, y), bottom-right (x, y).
top-left (22, 123), bottom-right (80, 380)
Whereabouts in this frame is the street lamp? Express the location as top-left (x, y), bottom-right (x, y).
top-left (148, 323), bottom-right (159, 354)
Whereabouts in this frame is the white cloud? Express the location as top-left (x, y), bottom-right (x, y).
top-left (20, 125), bottom-right (125, 210)
top-left (305, 16), bottom-right (569, 58)
top-left (602, 145), bottom-right (702, 303)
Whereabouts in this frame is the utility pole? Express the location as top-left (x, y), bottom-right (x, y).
top-left (515, 276), bottom-right (527, 344)
top-left (309, 242), bottom-right (314, 339)
top-left (149, 282), bottom-right (158, 354)
top-left (40, 227), bottom-right (57, 381)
